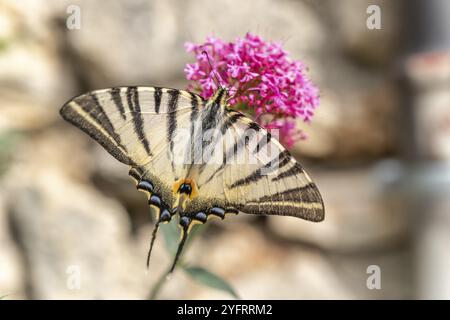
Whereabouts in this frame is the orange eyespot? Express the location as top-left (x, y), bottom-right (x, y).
top-left (172, 178), bottom-right (199, 200)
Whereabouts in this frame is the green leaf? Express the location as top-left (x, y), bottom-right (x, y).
top-left (0, 294), bottom-right (8, 299)
top-left (183, 265), bottom-right (240, 299)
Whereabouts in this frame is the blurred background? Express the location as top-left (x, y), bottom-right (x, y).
top-left (1, 0), bottom-right (450, 299)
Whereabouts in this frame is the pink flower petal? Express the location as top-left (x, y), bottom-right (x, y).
top-left (184, 34), bottom-right (320, 148)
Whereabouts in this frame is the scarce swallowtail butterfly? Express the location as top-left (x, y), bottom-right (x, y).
top-left (60, 86), bottom-right (325, 273)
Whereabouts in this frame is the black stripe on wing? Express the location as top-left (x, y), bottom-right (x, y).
top-left (238, 201), bottom-right (324, 221)
top-left (154, 87), bottom-right (162, 113)
top-left (221, 111), bottom-right (245, 134)
top-left (60, 96), bottom-right (134, 165)
top-left (231, 174), bottom-right (324, 221)
top-left (255, 183), bottom-right (318, 203)
top-left (253, 132), bottom-right (270, 155)
top-left (185, 92), bottom-right (202, 176)
top-left (126, 86), bottom-right (152, 156)
top-left (167, 89), bottom-right (180, 177)
top-left (227, 150), bottom-right (292, 189)
top-left (196, 102), bottom-right (226, 176)
top-left (199, 109), bottom-right (261, 188)
top-left (271, 162), bottom-right (304, 182)
top-left (85, 92), bottom-right (125, 150)
top-left (110, 87), bottom-right (126, 120)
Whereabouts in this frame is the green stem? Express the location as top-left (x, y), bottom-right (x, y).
top-left (147, 223), bottom-right (208, 299)
top-left (148, 268), bottom-right (171, 300)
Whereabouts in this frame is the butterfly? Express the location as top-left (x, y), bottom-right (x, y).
top-left (60, 86), bottom-right (324, 273)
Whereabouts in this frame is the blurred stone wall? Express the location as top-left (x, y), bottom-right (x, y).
top-left (0, 0), bottom-right (412, 299)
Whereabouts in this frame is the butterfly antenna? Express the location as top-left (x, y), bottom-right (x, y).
top-left (168, 225), bottom-right (189, 273)
top-left (202, 50), bottom-right (222, 89)
top-left (146, 221), bottom-right (160, 269)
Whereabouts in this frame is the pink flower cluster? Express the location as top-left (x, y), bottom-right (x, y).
top-left (184, 33), bottom-right (319, 148)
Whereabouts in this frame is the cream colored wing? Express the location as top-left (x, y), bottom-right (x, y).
top-left (60, 86), bottom-right (205, 211)
top-left (187, 109), bottom-right (325, 222)
top-left (60, 86), bottom-right (203, 164)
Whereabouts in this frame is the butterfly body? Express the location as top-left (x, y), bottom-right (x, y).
top-left (60, 86), bottom-right (324, 272)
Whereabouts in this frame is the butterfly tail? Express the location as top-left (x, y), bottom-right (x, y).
top-left (146, 221), bottom-right (160, 269)
top-left (169, 217), bottom-right (191, 273)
